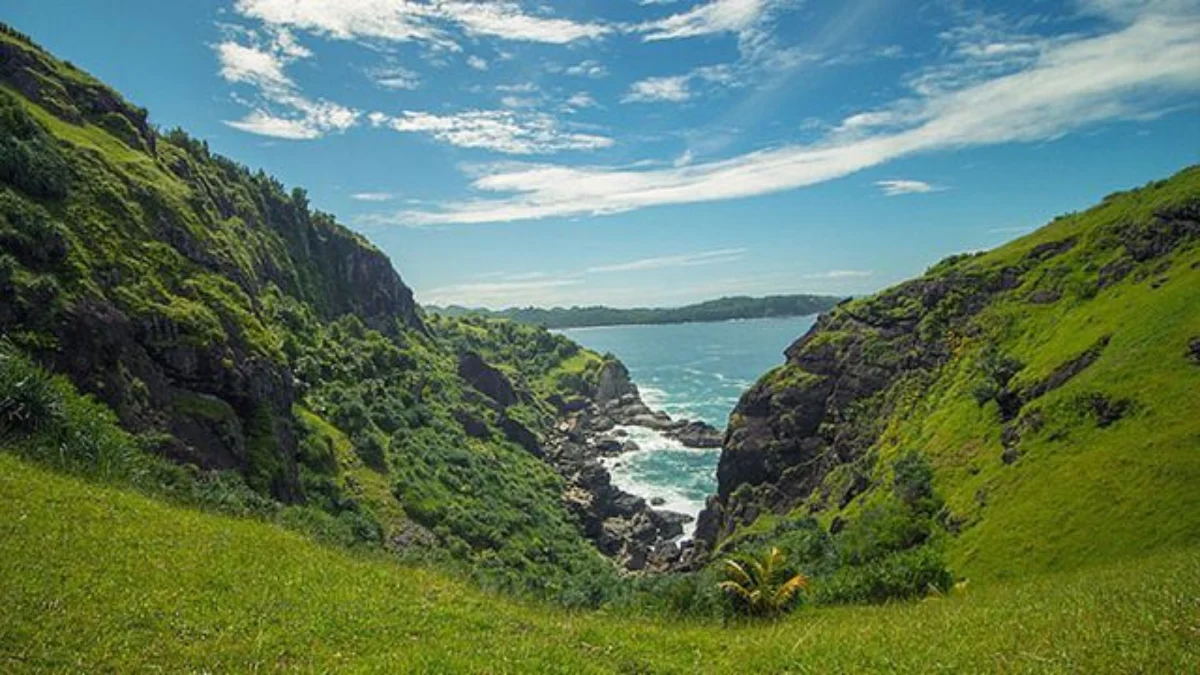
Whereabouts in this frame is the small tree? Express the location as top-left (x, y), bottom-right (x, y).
top-left (718, 547), bottom-right (808, 617)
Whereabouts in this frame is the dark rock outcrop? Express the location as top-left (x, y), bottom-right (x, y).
top-left (458, 351), bottom-right (519, 407)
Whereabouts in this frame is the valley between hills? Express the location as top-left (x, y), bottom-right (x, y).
top-left (1, 22), bottom-right (1198, 673)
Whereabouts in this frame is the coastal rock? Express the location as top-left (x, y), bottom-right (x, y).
top-left (594, 359), bottom-right (638, 404)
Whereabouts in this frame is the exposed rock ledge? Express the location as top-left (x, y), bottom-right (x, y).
top-left (542, 360), bottom-right (722, 572)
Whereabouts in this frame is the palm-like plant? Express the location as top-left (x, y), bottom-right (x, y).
top-left (718, 546), bottom-right (808, 617)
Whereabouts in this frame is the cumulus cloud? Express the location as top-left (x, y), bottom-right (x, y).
top-left (394, 10), bottom-right (1200, 224)
top-left (466, 55), bottom-right (489, 70)
top-left (875, 180), bottom-right (942, 196)
top-left (374, 110), bottom-right (614, 154)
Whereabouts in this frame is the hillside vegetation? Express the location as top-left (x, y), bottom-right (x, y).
top-left (0, 23), bottom-right (623, 603)
top-left (2, 452), bottom-right (1196, 673)
top-left (429, 294), bottom-right (843, 329)
top-left (696, 165), bottom-right (1200, 600)
top-left (1, 18), bottom-right (1199, 672)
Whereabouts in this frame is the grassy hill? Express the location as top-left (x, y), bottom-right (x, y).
top-left (2, 452), bottom-right (1196, 673)
top-left (697, 166), bottom-right (1200, 600)
top-left (0, 21), bottom-right (627, 604)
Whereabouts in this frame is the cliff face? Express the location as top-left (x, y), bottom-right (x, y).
top-left (0, 26), bottom-right (421, 501)
top-left (695, 168), bottom-right (1200, 580)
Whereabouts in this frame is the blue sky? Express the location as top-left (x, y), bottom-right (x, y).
top-left (7, 0), bottom-right (1199, 308)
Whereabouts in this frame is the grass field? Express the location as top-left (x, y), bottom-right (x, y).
top-left (2, 452), bottom-right (1196, 673)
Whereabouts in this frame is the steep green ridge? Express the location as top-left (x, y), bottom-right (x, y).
top-left (2, 452), bottom-right (1196, 673)
top-left (0, 23), bottom-right (620, 602)
top-left (429, 293), bottom-right (844, 329)
top-left (696, 167), bottom-right (1200, 592)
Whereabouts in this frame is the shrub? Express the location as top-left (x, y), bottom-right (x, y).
top-left (718, 547), bottom-right (809, 617)
top-left (810, 545), bottom-right (953, 605)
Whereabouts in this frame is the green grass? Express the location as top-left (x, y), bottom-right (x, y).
top-left (1, 452), bottom-right (1197, 673)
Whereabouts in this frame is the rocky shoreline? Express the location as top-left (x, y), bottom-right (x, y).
top-left (543, 359), bottom-right (722, 571)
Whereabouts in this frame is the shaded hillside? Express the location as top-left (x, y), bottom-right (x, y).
top-left (0, 23), bottom-right (658, 602)
top-left (694, 167), bottom-right (1200, 589)
top-left (429, 294), bottom-right (844, 329)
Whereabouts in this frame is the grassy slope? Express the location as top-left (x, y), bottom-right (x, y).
top-left (889, 174), bottom-right (1200, 581)
top-left (720, 169), bottom-right (1200, 587)
top-left (2, 452), bottom-right (1197, 674)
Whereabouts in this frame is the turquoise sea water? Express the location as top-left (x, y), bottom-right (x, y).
top-left (560, 315), bottom-right (818, 530)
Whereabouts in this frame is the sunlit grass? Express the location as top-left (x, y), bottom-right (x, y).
top-left (2, 452), bottom-right (1196, 673)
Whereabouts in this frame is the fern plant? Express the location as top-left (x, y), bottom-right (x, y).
top-left (718, 546), bottom-right (808, 617)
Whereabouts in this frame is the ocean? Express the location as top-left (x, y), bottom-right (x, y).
top-left (560, 315), bottom-right (818, 533)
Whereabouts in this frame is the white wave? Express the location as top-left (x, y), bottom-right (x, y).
top-left (600, 425), bottom-right (719, 539)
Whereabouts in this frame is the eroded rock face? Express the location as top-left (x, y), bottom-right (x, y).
top-left (458, 351), bottom-right (519, 407)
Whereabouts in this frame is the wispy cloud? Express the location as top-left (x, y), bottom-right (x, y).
top-left (563, 92), bottom-right (598, 112)
top-left (875, 179), bottom-right (943, 196)
top-left (233, 0), bottom-right (608, 48)
top-left (802, 269), bottom-right (873, 279)
top-left (636, 0), bottom-right (784, 43)
top-left (369, 63), bottom-right (420, 90)
top-left (466, 55), bottom-right (489, 71)
top-left (216, 33), bottom-right (359, 139)
top-left (623, 64), bottom-right (740, 103)
top-left (395, 8), bottom-right (1200, 224)
top-left (351, 192), bottom-right (398, 202)
top-left (369, 110), bottom-right (613, 155)
top-left (586, 248), bottom-right (748, 273)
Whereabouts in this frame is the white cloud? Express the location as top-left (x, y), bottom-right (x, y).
top-left (564, 60), bottom-right (609, 78)
top-left (564, 92), bottom-right (598, 111)
top-left (370, 64), bottom-right (420, 90)
top-left (500, 95), bottom-right (538, 109)
top-left (445, 2), bottom-right (610, 43)
top-left (397, 10), bottom-right (1200, 224)
top-left (351, 192), bottom-right (398, 202)
top-left (623, 75), bottom-right (692, 103)
top-left (637, 0), bottom-right (783, 42)
top-left (586, 248), bottom-right (747, 273)
top-left (233, 0), bottom-right (608, 48)
top-left (802, 270), bottom-right (873, 279)
top-left (216, 36), bottom-right (360, 139)
top-left (466, 55), bottom-right (489, 71)
top-left (217, 41), bottom-right (292, 91)
top-left (225, 110), bottom-right (323, 139)
top-left (376, 110), bottom-right (614, 154)
top-left (623, 64), bottom-right (742, 104)
top-left (875, 180), bottom-right (942, 196)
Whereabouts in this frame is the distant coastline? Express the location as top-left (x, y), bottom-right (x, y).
top-left (425, 294), bottom-right (846, 329)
